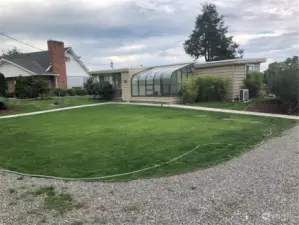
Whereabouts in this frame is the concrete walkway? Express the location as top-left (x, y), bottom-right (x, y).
top-left (119, 102), bottom-right (299, 120)
top-left (1, 102), bottom-right (299, 120)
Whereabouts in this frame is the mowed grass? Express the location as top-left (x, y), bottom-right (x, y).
top-left (0, 104), bottom-right (296, 181)
top-left (1, 96), bottom-right (102, 116)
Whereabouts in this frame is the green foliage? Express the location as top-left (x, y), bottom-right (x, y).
top-left (0, 97), bottom-right (8, 109)
top-left (270, 66), bottom-right (299, 114)
top-left (98, 82), bottom-right (114, 100)
top-left (83, 77), bottom-right (94, 95)
top-left (179, 77), bottom-right (198, 103)
top-left (53, 88), bottom-right (68, 97)
top-left (1, 47), bottom-right (22, 57)
top-left (67, 88), bottom-right (76, 96)
top-left (15, 76), bottom-right (50, 99)
top-left (184, 3), bottom-right (243, 61)
top-left (179, 76), bottom-right (229, 103)
top-left (196, 76), bottom-right (230, 101)
top-left (264, 56), bottom-right (298, 91)
top-left (243, 71), bottom-right (262, 98)
top-left (75, 89), bottom-right (88, 96)
top-left (0, 73), bottom-right (8, 97)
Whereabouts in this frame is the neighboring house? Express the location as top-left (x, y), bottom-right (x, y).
top-left (0, 40), bottom-right (90, 94)
top-left (90, 58), bottom-right (266, 103)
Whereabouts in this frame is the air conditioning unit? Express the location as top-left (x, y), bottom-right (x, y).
top-left (240, 89), bottom-right (249, 102)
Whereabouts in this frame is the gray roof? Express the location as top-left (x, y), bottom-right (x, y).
top-left (1, 47), bottom-right (70, 75)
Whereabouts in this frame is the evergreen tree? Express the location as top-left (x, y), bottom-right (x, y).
top-left (184, 3), bottom-right (243, 61)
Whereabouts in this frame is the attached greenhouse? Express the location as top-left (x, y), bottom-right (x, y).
top-left (131, 63), bottom-right (194, 97)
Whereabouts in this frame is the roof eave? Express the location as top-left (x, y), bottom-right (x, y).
top-left (194, 58), bottom-right (267, 68)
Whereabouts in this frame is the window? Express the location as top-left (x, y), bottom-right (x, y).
top-left (131, 64), bottom-right (192, 97)
top-left (65, 56), bottom-right (71, 62)
top-left (246, 64), bottom-right (255, 74)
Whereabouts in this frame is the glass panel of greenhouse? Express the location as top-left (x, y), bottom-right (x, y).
top-left (131, 63), bottom-right (193, 97)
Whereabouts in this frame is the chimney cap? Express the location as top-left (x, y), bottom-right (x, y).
top-left (47, 40), bottom-right (64, 45)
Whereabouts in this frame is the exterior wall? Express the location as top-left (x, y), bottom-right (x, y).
top-left (65, 51), bottom-right (90, 88)
top-left (195, 63), bottom-right (261, 100)
top-left (121, 68), bottom-right (146, 102)
top-left (0, 61), bottom-right (31, 78)
top-left (47, 40), bottom-right (67, 88)
top-left (195, 65), bottom-right (234, 100)
top-left (232, 63), bottom-right (261, 99)
top-left (7, 78), bottom-right (15, 94)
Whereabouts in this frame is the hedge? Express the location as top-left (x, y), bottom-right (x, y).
top-left (243, 71), bottom-right (262, 98)
top-left (179, 76), bottom-right (230, 103)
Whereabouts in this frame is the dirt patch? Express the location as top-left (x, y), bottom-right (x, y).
top-left (0, 108), bottom-right (15, 115)
top-left (246, 99), bottom-right (287, 114)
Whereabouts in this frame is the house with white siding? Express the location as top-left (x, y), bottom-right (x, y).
top-left (0, 40), bottom-right (90, 94)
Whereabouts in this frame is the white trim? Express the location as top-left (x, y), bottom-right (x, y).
top-left (64, 47), bottom-right (90, 73)
top-left (45, 65), bottom-right (51, 72)
top-left (194, 58), bottom-right (267, 69)
top-left (0, 58), bottom-right (37, 75)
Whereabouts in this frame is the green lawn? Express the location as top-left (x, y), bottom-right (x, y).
top-left (1, 97), bottom-right (102, 116)
top-left (0, 104), bottom-right (296, 181)
top-left (189, 98), bottom-right (274, 111)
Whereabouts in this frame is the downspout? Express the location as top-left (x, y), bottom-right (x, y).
top-left (232, 64), bottom-right (235, 102)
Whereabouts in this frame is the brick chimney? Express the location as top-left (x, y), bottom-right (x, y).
top-left (47, 40), bottom-right (67, 88)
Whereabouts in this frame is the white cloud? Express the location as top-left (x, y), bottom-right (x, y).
top-left (0, 0), bottom-right (298, 70)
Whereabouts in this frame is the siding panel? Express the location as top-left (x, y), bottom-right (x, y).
top-left (65, 52), bottom-right (90, 88)
top-left (0, 61), bottom-right (31, 78)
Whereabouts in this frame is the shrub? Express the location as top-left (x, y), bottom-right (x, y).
top-left (270, 67), bottom-right (299, 114)
top-left (196, 76), bottom-right (230, 102)
top-left (75, 89), bottom-right (88, 96)
top-left (53, 88), bottom-right (68, 97)
top-left (15, 76), bottom-right (50, 99)
top-left (0, 97), bottom-right (8, 109)
top-left (179, 77), bottom-right (198, 103)
top-left (67, 88), bottom-right (76, 96)
top-left (243, 71), bottom-right (262, 99)
top-left (179, 76), bottom-right (229, 103)
top-left (83, 77), bottom-right (94, 95)
top-left (0, 73), bottom-right (8, 97)
top-left (91, 81), bottom-right (114, 100)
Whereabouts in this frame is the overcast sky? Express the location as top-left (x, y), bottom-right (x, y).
top-left (0, 0), bottom-right (298, 71)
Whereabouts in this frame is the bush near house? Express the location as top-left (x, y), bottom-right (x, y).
top-left (83, 77), bottom-right (94, 95)
top-left (91, 81), bottom-right (114, 100)
top-left (75, 89), bottom-right (88, 96)
top-left (15, 76), bottom-right (50, 99)
top-left (243, 71), bottom-right (262, 99)
top-left (53, 88), bottom-right (68, 97)
top-left (179, 77), bottom-right (198, 103)
top-left (196, 76), bottom-right (230, 102)
top-left (179, 76), bottom-right (230, 103)
top-left (67, 88), bottom-right (76, 96)
top-left (0, 73), bottom-right (8, 97)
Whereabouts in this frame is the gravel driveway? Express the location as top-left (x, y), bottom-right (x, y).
top-left (1, 125), bottom-right (298, 225)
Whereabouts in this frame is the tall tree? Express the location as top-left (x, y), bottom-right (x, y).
top-left (1, 47), bottom-right (22, 57)
top-left (184, 3), bottom-right (243, 61)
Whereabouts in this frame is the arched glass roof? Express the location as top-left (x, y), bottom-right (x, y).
top-left (132, 63), bottom-right (191, 82)
top-left (131, 63), bottom-right (193, 97)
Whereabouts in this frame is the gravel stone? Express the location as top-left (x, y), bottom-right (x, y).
top-left (0, 125), bottom-right (298, 225)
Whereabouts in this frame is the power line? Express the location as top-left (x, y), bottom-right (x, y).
top-left (0, 31), bottom-right (44, 51)
top-left (0, 31), bottom-right (111, 67)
